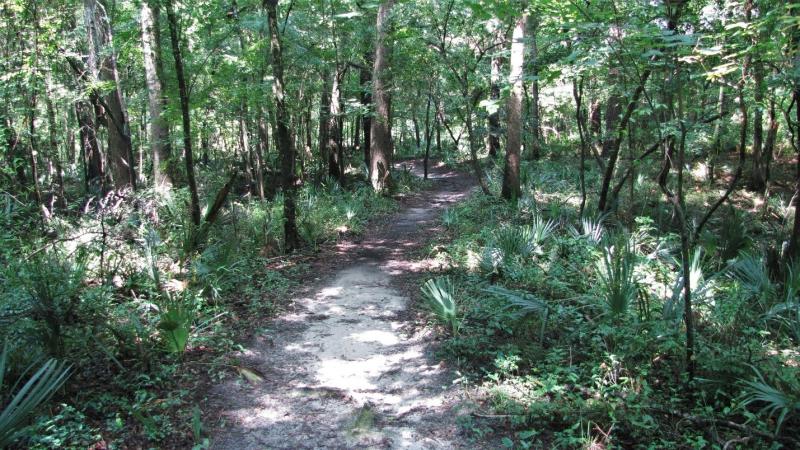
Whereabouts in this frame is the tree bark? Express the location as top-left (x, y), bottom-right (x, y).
top-left (423, 90), bottom-right (433, 179)
top-left (84, 0), bottom-right (136, 190)
top-left (75, 101), bottom-right (103, 191)
top-left (501, 14), bottom-right (526, 201)
top-left (762, 96), bottom-right (778, 197)
top-left (265, 0), bottom-right (299, 252)
top-left (45, 86), bottom-right (67, 208)
top-left (749, 63), bottom-right (766, 192)
top-left (487, 49), bottom-right (501, 158)
top-left (525, 16), bottom-right (541, 160)
top-left (360, 52), bottom-right (373, 169)
top-left (328, 68), bottom-right (344, 181)
top-left (318, 71), bottom-right (331, 179)
top-left (787, 0), bottom-right (800, 261)
top-left (574, 78), bottom-right (587, 218)
top-left (140, 0), bottom-right (172, 188)
top-left (165, 0), bottom-right (201, 226)
top-left (369, 0), bottom-right (394, 192)
top-left (597, 70), bottom-right (650, 212)
top-left (709, 84), bottom-right (724, 184)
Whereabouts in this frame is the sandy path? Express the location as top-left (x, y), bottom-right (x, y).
top-left (210, 160), bottom-right (475, 449)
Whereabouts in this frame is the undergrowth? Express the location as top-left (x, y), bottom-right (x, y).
top-left (0, 168), bottom-right (417, 448)
top-left (421, 158), bottom-right (800, 449)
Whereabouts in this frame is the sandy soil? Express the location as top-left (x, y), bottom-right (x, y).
top-left (209, 160), bottom-right (477, 449)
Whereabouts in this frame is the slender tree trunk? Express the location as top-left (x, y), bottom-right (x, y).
top-left (265, 0), bottom-right (299, 252)
top-left (369, 0), bottom-right (394, 192)
top-left (232, 0), bottom-right (264, 199)
top-left (45, 87), bottom-right (66, 208)
top-left (75, 101), bottom-right (103, 191)
top-left (709, 84), bottom-right (724, 184)
top-left (84, 0), bottom-right (136, 190)
top-left (165, 0), bottom-right (200, 226)
top-left (412, 106), bottom-right (421, 151)
top-left (360, 52), bottom-right (373, 169)
top-left (763, 96), bottom-right (778, 198)
top-left (328, 68), bottom-right (343, 181)
top-left (526, 16), bottom-right (542, 160)
top-left (597, 71), bottom-right (650, 212)
top-left (435, 113), bottom-right (441, 155)
top-left (602, 70), bottom-right (623, 158)
top-left (140, 0), bottom-right (172, 188)
top-left (574, 78), bottom-right (587, 218)
top-left (423, 91), bottom-right (433, 179)
top-left (303, 103), bottom-right (313, 180)
top-left (258, 106), bottom-right (270, 167)
top-left (502, 14), bottom-right (526, 200)
top-left (787, 0), bottom-right (800, 261)
top-left (750, 63), bottom-right (766, 192)
top-left (318, 72), bottom-right (331, 178)
top-left (28, 91), bottom-right (44, 210)
top-left (487, 51), bottom-right (501, 158)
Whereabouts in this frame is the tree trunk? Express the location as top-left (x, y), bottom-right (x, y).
top-left (749, 63), bottom-right (766, 192)
top-left (423, 91), bottom-right (433, 179)
top-left (487, 50), bottom-right (501, 158)
top-left (84, 0), bottom-right (136, 190)
top-left (28, 90), bottom-right (44, 210)
top-left (502, 14), bottom-right (526, 201)
top-left (574, 78), bottom-right (587, 218)
top-left (265, 0), bottom-right (299, 252)
top-left (232, 0), bottom-right (264, 199)
top-left (762, 96), bottom-right (778, 197)
top-left (360, 53), bottom-right (373, 169)
top-left (140, 0), bottom-right (172, 188)
top-left (602, 69), bottom-right (623, 158)
top-left (597, 70), bottom-right (650, 212)
top-left (787, 0), bottom-right (800, 261)
top-left (526, 16), bottom-right (541, 160)
top-left (45, 87), bottom-right (67, 208)
top-left (328, 68), bottom-right (343, 181)
top-left (75, 101), bottom-right (103, 191)
top-left (369, 0), bottom-right (394, 192)
top-left (709, 85), bottom-right (724, 184)
top-left (165, 0), bottom-right (201, 226)
top-left (258, 106), bottom-right (271, 168)
top-left (318, 71), bottom-right (331, 178)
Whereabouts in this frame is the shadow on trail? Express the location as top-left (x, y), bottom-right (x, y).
top-left (210, 160), bottom-right (475, 449)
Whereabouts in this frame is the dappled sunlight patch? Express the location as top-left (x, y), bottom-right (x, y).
top-left (350, 329), bottom-right (401, 346)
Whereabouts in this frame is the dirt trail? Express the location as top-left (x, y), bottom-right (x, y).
top-left (210, 160), bottom-right (475, 449)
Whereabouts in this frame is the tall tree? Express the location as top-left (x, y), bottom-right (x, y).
top-left (359, 52), bottom-right (373, 168)
top-left (486, 19), bottom-right (502, 159)
top-left (83, 0), bottom-right (136, 190)
top-left (369, 0), bottom-right (394, 193)
top-left (165, 0), bottom-right (200, 226)
top-left (328, 67), bottom-right (344, 181)
top-left (140, 0), bottom-right (172, 188)
top-left (525, 15), bottom-right (542, 160)
top-left (265, 0), bottom-right (299, 252)
top-left (501, 13), bottom-right (526, 201)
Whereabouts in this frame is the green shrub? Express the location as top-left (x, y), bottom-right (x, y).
top-left (421, 277), bottom-right (460, 335)
top-left (0, 344), bottom-right (72, 447)
top-left (595, 237), bottom-right (639, 317)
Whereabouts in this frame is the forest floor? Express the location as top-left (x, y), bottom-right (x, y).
top-left (208, 160), bottom-right (477, 449)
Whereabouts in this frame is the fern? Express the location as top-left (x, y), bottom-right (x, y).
top-left (420, 277), bottom-right (460, 335)
top-left (0, 344), bottom-right (72, 447)
top-left (741, 367), bottom-right (800, 435)
top-left (485, 286), bottom-right (549, 341)
top-left (596, 238), bottom-right (638, 317)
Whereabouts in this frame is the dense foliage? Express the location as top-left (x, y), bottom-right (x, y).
top-left (1, 0), bottom-right (800, 447)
